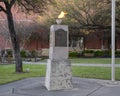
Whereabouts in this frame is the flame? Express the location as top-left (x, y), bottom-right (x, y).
top-left (58, 11), bottom-right (67, 19)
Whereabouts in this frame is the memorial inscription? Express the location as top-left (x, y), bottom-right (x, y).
top-left (55, 29), bottom-right (67, 47)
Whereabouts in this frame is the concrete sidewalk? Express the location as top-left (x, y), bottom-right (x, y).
top-left (23, 61), bottom-right (120, 67)
top-left (0, 77), bottom-right (120, 96)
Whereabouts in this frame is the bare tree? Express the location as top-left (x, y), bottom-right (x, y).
top-left (0, 0), bottom-right (54, 72)
top-left (14, 20), bottom-right (37, 49)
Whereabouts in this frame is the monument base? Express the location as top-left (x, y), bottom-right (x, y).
top-left (45, 59), bottom-right (73, 91)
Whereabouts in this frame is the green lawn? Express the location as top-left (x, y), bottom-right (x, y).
top-left (1, 64), bottom-right (120, 85)
top-left (0, 64), bottom-right (46, 85)
top-left (70, 58), bottom-right (120, 64)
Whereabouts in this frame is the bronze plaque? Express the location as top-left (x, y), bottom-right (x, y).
top-left (55, 29), bottom-right (67, 47)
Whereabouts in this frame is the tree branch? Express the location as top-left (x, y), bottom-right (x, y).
top-left (10, 0), bottom-right (16, 8)
top-left (0, 5), bottom-right (6, 13)
top-left (70, 25), bottom-right (120, 30)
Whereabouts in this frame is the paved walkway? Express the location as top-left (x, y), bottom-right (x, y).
top-left (0, 77), bottom-right (120, 96)
top-left (23, 61), bottom-right (120, 67)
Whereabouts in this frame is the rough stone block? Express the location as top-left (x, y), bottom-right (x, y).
top-left (45, 59), bottom-right (73, 90)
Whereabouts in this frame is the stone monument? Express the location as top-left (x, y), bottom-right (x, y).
top-left (45, 17), bottom-right (73, 91)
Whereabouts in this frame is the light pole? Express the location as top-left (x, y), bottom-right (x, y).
top-left (111, 0), bottom-right (116, 82)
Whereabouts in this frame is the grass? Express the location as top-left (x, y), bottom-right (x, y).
top-left (0, 64), bottom-right (46, 85)
top-left (0, 63), bottom-right (120, 85)
top-left (70, 58), bottom-right (120, 64)
top-left (72, 66), bottom-right (120, 80)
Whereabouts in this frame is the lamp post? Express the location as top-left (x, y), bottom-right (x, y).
top-left (111, 0), bottom-right (116, 82)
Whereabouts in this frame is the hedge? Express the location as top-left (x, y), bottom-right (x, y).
top-left (69, 50), bottom-right (120, 58)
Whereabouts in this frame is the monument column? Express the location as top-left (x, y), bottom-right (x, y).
top-left (45, 18), bottom-right (73, 90)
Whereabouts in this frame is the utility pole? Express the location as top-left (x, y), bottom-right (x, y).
top-left (111, 0), bottom-right (116, 82)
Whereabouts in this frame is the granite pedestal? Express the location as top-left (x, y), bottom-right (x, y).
top-left (45, 25), bottom-right (73, 90)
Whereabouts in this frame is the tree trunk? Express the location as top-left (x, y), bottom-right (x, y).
top-left (6, 8), bottom-right (23, 72)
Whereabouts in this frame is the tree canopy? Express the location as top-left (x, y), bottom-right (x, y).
top-left (43, 0), bottom-right (120, 50)
top-left (45, 0), bottom-right (120, 28)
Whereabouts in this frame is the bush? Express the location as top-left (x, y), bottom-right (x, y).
top-left (6, 49), bottom-right (12, 57)
top-left (20, 50), bottom-right (27, 58)
top-left (83, 50), bottom-right (94, 53)
top-left (94, 50), bottom-right (105, 57)
top-left (104, 50), bottom-right (111, 57)
top-left (0, 49), bottom-right (13, 57)
top-left (116, 51), bottom-right (120, 57)
top-left (94, 50), bottom-right (111, 57)
top-left (69, 52), bottom-right (79, 58)
top-left (83, 50), bottom-right (112, 57)
top-left (69, 50), bottom-right (120, 58)
top-left (30, 50), bottom-right (37, 58)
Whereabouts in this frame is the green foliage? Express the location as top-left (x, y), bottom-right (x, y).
top-left (82, 50), bottom-right (120, 57)
top-left (30, 50), bottom-right (37, 57)
top-left (104, 50), bottom-right (111, 57)
top-left (94, 50), bottom-right (111, 57)
top-left (94, 50), bottom-right (104, 57)
top-left (7, 49), bottom-right (12, 57)
top-left (1, 49), bottom-right (12, 57)
top-left (83, 50), bottom-right (94, 53)
top-left (69, 52), bottom-right (79, 58)
top-left (20, 50), bottom-right (27, 58)
top-left (20, 50), bottom-right (39, 58)
top-left (116, 51), bottom-right (120, 57)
